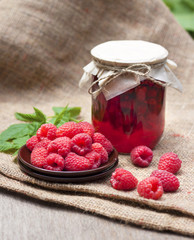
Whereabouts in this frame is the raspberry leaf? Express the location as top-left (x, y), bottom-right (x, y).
top-left (0, 140), bottom-right (17, 152)
top-left (0, 123), bottom-right (34, 141)
top-left (53, 106), bottom-right (69, 126)
top-left (67, 107), bottom-right (81, 118)
top-left (15, 107), bottom-right (46, 123)
top-left (12, 135), bottom-right (31, 149)
top-left (33, 107), bottom-right (46, 123)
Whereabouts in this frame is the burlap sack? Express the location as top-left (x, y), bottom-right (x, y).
top-left (0, 0), bottom-right (193, 236)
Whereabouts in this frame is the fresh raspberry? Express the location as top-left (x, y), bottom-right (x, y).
top-left (56, 121), bottom-right (82, 138)
top-left (64, 152), bottom-right (93, 171)
top-left (44, 153), bottom-right (65, 171)
top-left (36, 123), bottom-right (57, 141)
top-left (71, 133), bottom-right (92, 156)
top-left (92, 143), bottom-right (108, 164)
top-left (85, 151), bottom-right (101, 169)
top-left (158, 152), bottom-right (182, 174)
top-left (26, 135), bottom-right (39, 151)
top-left (130, 145), bottom-right (153, 167)
top-left (137, 177), bottom-right (163, 200)
top-left (110, 168), bottom-right (138, 191)
top-left (78, 121), bottom-right (95, 137)
top-left (92, 133), bottom-right (113, 154)
top-left (150, 170), bottom-right (180, 192)
top-left (31, 147), bottom-right (48, 168)
top-left (47, 137), bottom-right (71, 157)
top-left (34, 138), bottom-right (51, 150)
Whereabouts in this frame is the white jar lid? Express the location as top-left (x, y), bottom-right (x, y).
top-left (91, 40), bottom-right (168, 66)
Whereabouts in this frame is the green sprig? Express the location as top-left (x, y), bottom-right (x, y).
top-left (0, 105), bottom-right (81, 155)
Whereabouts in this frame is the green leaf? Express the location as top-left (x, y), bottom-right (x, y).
top-left (183, 0), bottom-right (194, 11)
top-left (0, 124), bottom-right (33, 141)
top-left (15, 112), bottom-right (40, 122)
top-left (174, 13), bottom-right (194, 31)
top-left (0, 140), bottom-right (16, 152)
top-left (15, 107), bottom-right (46, 123)
top-left (52, 106), bottom-right (67, 115)
top-left (68, 107), bottom-right (81, 118)
top-left (0, 122), bottom-right (41, 142)
top-left (12, 135), bottom-right (30, 148)
top-left (53, 106), bottom-right (69, 126)
top-left (33, 107), bottom-right (46, 123)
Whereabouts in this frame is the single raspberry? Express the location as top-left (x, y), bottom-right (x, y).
top-left (56, 121), bottom-right (82, 138)
top-left (26, 135), bottom-right (39, 151)
top-left (47, 137), bottom-right (71, 157)
top-left (71, 133), bottom-right (92, 156)
top-left (137, 177), bottom-right (163, 200)
top-left (85, 151), bottom-right (101, 169)
top-left (36, 123), bottom-right (57, 141)
top-left (78, 121), bottom-right (95, 137)
top-left (31, 147), bottom-right (48, 168)
top-left (44, 153), bottom-right (65, 171)
top-left (34, 138), bottom-right (51, 150)
top-left (130, 145), bottom-right (153, 167)
top-left (150, 170), bottom-right (180, 192)
top-left (92, 143), bottom-right (108, 164)
top-left (110, 168), bottom-right (138, 191)
top-left (158, 152), bottom-right (182, 174)
top-left (64, 152), bottom-right (93, 171)
top-left (92, 133), bottom-right (113, 154)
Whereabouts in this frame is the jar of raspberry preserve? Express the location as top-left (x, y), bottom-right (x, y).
top-left (80, 41), bottom-right (182, 153)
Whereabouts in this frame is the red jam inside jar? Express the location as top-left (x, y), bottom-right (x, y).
top-left (92, 77), bottom-right (166, 153)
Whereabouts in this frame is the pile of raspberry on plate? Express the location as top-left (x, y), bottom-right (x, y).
top-left (26, 122), bottom-right (113, 172)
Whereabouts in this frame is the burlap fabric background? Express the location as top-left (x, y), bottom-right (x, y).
top-left (0, 0), bottom-right (194, 236)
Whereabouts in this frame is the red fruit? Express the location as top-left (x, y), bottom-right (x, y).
top-left (44, 153), bottom-right (65, 171)
top-left (26, 135), bottom-right (39, 151)
top-left (85, 151), bottom-right (101, 169)
top-left (92, 133), bottom-right (113, 154)
top-left (150, 170), bottom-right (180, 192)
top-left (137, 177), bottom-right (163, 200)
top-left (47, 137), bottom-right (71, 157)
top-left (34, 138), bottom-right (51, 150)
top-left (71, 133), bottom-right (92, 156)
top-left (110, 168), bottom-right (138, 191)
top-left (56, 122), bottom-right (82, 138)
top-left (31, 147), bottom-right (48, 168)
top-left (78, 121), bottom-right (95, 137)
top-left (158, 152), bottom-right (182, 174)
top-left (36, 123), bottom-right (57, 141)
top-left (64, 152), bottom-right (93, 171)
top-left (92, 143), bottom-right (108, 164)
top-left (130, 145), bottom-right (153, 167)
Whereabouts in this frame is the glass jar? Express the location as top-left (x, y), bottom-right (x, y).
top-left (79, 40), bottom-right (181, 153)
top-left (92, 77), bottom-right (166, 153)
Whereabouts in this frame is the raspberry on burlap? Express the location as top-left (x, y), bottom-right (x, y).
top-left (110, 168), bottom-right (138, 191)
top-left (150, 170), bottom-right (180, 192)
top-left (137, 177), bottom-right (163, 200)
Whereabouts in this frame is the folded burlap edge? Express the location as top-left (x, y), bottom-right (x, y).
top-left (0, 173), bottom-right (194, 237)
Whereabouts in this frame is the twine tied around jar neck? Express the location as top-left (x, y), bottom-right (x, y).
top-left (88, 59), bottom-right (167, 98)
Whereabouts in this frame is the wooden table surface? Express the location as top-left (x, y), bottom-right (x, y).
top-left (0, 189), bottom-right (191, 240)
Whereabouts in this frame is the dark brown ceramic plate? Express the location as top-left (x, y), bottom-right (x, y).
top-left (18, 159), bottom-right (118, 183)
top-left (18, 145), bottom-right (118, 177)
